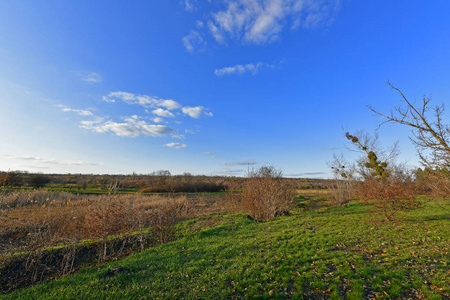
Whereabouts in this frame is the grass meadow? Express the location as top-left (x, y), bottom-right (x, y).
top-left (1, 190), bottom-right (448, 299)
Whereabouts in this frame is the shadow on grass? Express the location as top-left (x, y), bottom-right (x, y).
top-left (403, 213), bottom-right (450, 222)
top-left (198, 215), bottom-right (255, 238)
top-left (315, 202), bottom-right (369, 216)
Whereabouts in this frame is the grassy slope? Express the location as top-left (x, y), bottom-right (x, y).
top-left (2, 201), bottom-right (449, 299)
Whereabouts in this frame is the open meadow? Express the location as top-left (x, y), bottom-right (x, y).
top-left (0, 183), bottom-right (448, 299)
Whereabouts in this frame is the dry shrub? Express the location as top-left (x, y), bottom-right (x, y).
top-left (327, 179), bottom-right (354, 206)
top-left (223, 182), bottom-right (244, 214)
top-left (356, 174), bottom-right (418, 221)
top-left (241, 166), bottom-right (294, 222)
top-left (146, 198), bottom-right (187, 244)
top-left (416, 168), bottom-right (450, 202)
top-left (0, 191), bottom-right (188, 256)
top-left (0, 192), bottom-right (192, 292)
top-left (327, 154), bottom-right (355, 206)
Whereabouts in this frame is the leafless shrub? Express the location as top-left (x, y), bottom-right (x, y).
top-left (146, 198), bottom-right (187, 244)
top-left (328, 154), bottom-right (356, 206)
top-left (356, 171), bottom-right (418, 221)
top-left (241, 166), bottom-right (295, 222)
top-left (344, 132), bottom-right (419, 221)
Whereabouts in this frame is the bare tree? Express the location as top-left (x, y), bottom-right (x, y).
top-left (368, 82), bottom-right (450, 167)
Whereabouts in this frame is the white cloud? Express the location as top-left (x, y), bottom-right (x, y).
top-left (58, 105), bottom-right (94, 116)
top-left (204, 111), bottom-right (214, 117)
top-left (160, 100), bottom-right (181, 110)
top-left (81, 117), bottom-right (175, 138)
top-left (152, 117), bottom-right (165, 123)
top-left (102, 92), bottom-right (182, 110)
top-left (215, 61), bottom-right (276, 76)
top-left (60, 91), bottom-right (212, 140)
top-left (164, 142), bottom-right (187, 149)
top-left (182, 30), bottom-right (205, 52)
top-left (186, 0), bottom-right (341, 49)
top-left (152, 108), bottom-right (175, 118)
top-left (78, 72), bottom-right (102, 83)
top-left (182, 106), bottom-right (204, 118)
top-left (79, 116), bottom-right (104, 128)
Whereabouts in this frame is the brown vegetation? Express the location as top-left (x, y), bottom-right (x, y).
top-left (339, 132), bottom-right (419, 221)
top-left (0, 190), bottom-right (231, 293)
top-left (227, 166), bottom-right (294, 221)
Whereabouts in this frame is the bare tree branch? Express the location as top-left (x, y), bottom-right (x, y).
top-left (368, 82), bottom-right (450, 167)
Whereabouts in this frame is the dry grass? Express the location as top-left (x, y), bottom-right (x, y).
top-left (295, 189), bottom-right (330, 195)
top-left (0, 190), bottom-right (230, 292)
top-left (0, 191), bottom-right (192, 256)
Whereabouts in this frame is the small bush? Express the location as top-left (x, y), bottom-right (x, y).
top-left (356, 173), bottom-right (418, 221)
top-left (344, 132), bottom-right (419, 221)
top-left (241, 166), bottom-right (294, 222)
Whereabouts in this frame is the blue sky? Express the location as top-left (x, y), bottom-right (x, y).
top-left (1, 1), bottom-right (450, 178)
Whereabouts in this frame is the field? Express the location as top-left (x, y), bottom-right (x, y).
top-left (0, 188), bottom-right (449, 299)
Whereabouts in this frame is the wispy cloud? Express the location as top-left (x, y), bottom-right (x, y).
top-left (164, 142), bottom-right (187, 149)
top-left (214, 61), bottom-right (276, 76)
top-left (203, 152), bottom-right (220, 158)
top-left (77, 72), bottom-right (102, 83)
top-left (58, 105), bottom-right (94, 116)
top-left (285, 172), bottom-right (327, 177)
top-left (184, 0), bottom-right (196, 12)
top-left (0, 153), bottom-right (102, 166)
top-left (221, 160), bottom-right (257, 166)
top-left (183, 0), bottom-right (341, 51)
top-left (211, 168), bottom-right (246, 176)
top-left (182, 30), bottom-right (206, 52)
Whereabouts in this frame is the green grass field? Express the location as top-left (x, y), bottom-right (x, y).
top-left (2, 199), bottom-right (449, 299)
